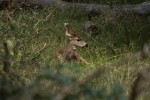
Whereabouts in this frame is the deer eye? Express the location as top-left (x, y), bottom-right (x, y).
top-left (76, 39), bottom-right (80, 41)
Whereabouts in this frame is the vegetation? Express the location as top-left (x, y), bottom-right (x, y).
top-left (0, 0), bottom-right (150, 100)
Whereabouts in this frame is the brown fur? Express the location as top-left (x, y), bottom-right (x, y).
top-left (55, 40), bottom-right (88, 64)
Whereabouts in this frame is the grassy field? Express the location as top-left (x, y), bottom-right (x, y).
top-left (0, 2), bottom-right (150, 100)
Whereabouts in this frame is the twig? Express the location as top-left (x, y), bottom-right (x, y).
top-left (55, 67), bottom-right (106, 100)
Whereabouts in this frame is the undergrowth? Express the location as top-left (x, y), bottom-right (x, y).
top-left (0, 1), bottom-right (150, 100)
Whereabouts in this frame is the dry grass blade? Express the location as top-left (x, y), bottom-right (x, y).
top-left (31, 43), bottom-right (47, 60)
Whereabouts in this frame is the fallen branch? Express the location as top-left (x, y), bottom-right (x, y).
top-left (13, 0), bottom-right (150, 16)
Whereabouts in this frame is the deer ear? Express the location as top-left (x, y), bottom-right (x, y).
top-left (64, 23), bottom-right (69, 26)
top-left (65, 32), bottom-right (72, 37)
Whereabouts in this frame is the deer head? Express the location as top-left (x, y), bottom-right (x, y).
top-left (64, 22), bottom-right (88, 49)
top-left (68, 37), bottom-right (88, 49)
top-left (64, 22), bottom-right (87, 48)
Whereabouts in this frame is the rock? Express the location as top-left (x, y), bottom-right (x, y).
top-left (83, 21), bottom-right (99, 33)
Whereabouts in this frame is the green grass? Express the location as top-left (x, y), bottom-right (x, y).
top-left (0, 3), bottom-right (150, 99)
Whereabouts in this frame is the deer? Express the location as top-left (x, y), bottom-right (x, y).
top-left (54, 23), bottom-right (89, 64)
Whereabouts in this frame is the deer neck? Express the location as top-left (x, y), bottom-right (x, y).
top-left (66, 42), bottom-right (76, 52)
top-left (62, 41), bottom-right (77, 62)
